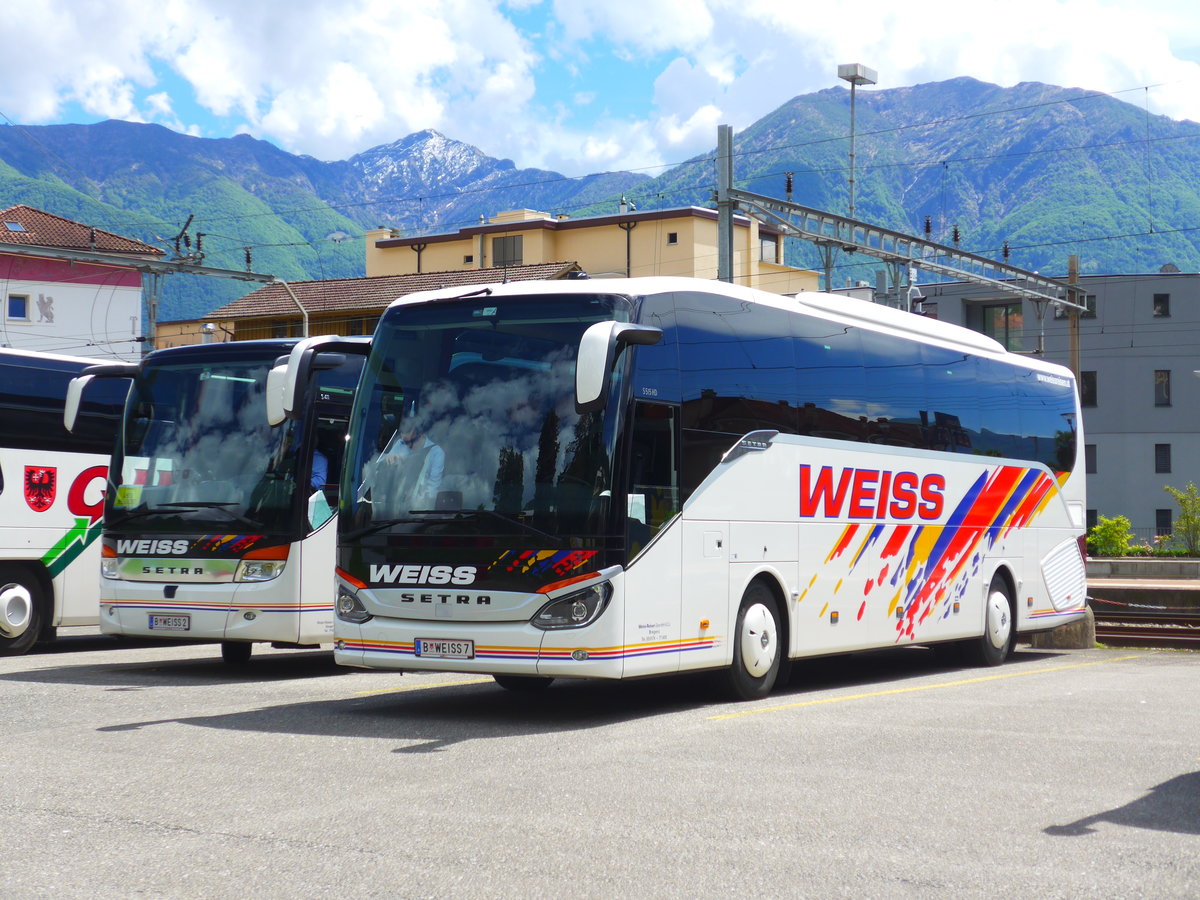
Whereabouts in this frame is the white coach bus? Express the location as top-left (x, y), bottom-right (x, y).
top-left (66, 339), bottom-right (364, 663)
top-left (279, 277), bottom-right (1088, 698)
top-left (1, 348), bottom-right (125, 654)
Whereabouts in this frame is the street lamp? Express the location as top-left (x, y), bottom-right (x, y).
top-left (837, 63), bottom-right (877, 219)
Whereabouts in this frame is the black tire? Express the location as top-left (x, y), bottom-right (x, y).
top-left (221, 641), bottom-right (253, 665)
top-left (726, 581), bottom-right (783, 700)
top-left (962, 573), bottom-right (1015, 667)
top-left (0, 565), bottom-right (45, 657)
top-left (493, 673), bottom-right (554, 692)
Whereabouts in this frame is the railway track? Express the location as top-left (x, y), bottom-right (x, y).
top-left (1091, 610), bottom-right (1200, 650)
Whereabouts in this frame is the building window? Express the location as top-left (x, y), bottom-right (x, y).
top-left (759, 233), bottom-right (779, 263)
top-left (981, 302), bottom-right (1023, 351)
top-left (1080, 371), bottom-right (1097, 407)
top-left (1085, 444), bottom-right (1097, 474)
top-left (1155, 443), bottom-right (1171, 473)
top-left (463, 254), bottom-right (474, 264)
top-left (272, 320), bottom-right (302, 338)
top-left (1153, 293), bottom-right (1170, 317)
top-left (1156, 508), bottom-right (1172, 537)
top-left (492, 235), bottom-right (522, 267)
top-left (6, 294), bottom-right (30, 321)
top-left (1086, 509), bottom-right (1098, 532)
top-left (666, 232), bottom-right (678, 245)
top-left (1055, 294), bottom-right (1097, 318)
top-left (1154, 370), bottom-right (1171, 407)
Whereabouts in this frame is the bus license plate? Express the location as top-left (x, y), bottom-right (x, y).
top-left (415, 638), bottom-right (474, 659)
top-left (148, 614), bottom-right (190, 632)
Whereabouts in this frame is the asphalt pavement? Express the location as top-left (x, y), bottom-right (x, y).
top-left (1, 629), bottom-right (1197, 899)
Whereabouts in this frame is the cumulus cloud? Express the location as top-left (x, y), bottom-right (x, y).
top-left (1, 0), bottom-right (1197, 175)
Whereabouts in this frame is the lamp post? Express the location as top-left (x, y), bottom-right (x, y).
top-left (837, 63), bottom-right (877, 219)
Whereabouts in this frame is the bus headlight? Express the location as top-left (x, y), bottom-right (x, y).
top-left (235, 546), bottom-right (289, 582)
top-left (533, 582), bottom-right (612, 630)
top-left (235, 558), bottom-right (286, 582)
top-left (100, 557), bottom-right (119, 579)
top-left (336, 590), bottom-right (372, 624)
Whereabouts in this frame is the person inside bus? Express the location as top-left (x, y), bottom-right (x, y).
top-left (375, 402), bottom-right (445, 512)
top-left (310, 447), bottom-right (329, 493)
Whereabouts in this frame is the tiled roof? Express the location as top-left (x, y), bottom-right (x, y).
top-left (0, 205), bottom-right (164, 256)
top-left (206, 261), bottom-right (583, 320)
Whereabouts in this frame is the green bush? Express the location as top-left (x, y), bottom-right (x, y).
top-left (1088, 515), bottom-right (1134, 557)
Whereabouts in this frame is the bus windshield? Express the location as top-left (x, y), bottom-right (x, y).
top-left (107, 354), bottom-right (298, 534)
top-left (344, 292), bottom-right (631, 542)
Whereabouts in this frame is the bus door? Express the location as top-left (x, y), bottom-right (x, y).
top-left (621, 402), bottom-right (690, 676)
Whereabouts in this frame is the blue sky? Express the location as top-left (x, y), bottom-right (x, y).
top-left (2, 0), bottom-right (1199, 176)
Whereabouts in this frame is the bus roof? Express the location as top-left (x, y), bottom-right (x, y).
top-left (384, 276), bottom-right (1072, 378)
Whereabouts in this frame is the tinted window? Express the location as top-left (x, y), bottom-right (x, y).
top-left (0, 354), bottom-right (124, 454)
top-left (795, 316), bottom-right (866, 441)
top-left (677, 291), bottom-right (797, 435)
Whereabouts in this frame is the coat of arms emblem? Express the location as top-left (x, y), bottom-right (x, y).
top-left (24, 466), bottom-right (56, 512)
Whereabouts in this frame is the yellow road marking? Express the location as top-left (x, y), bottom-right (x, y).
top-left (355, 677), bottom-right (494, 696)
top-left (709, 654), bottom-right (1144, 720)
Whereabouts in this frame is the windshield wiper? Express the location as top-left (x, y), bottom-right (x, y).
top-left (113, 501), bottom-right (261, 529)
top-left (342, 517), bottom-right (426, 540)
top-left (343, 509), bottom-right (563, 544)
top-left (419, 508), bottom-right (564, 545)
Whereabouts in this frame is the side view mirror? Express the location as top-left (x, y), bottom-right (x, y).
top-left (575, 322), bottom-right (662, 414)
top-left (265, 364), bottom-right (288, 426)
top-left (64, 362), bottom-right (139, 432)
top-left (64, 374), bottom-right (94, 433)
top-left (275, 336), bottom-right (370, 423)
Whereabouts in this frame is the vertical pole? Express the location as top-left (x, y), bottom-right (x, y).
top-left (1068, 254), bottom-right (1081, 377)
top-left (716, 124), bottom-right (734, 283)
top-left (145, 272), bottom-right (159, 353)
top-left (618, 221), bottom-right (637, 276)
top-left (848, 83), bottom-right (858, 218)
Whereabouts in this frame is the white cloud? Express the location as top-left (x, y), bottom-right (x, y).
top-left (1, 0), bottom-right (1198, 176)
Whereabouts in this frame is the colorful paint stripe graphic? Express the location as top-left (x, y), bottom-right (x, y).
top-left (340, 635), bottom-right (719, 662)
top-left (489, 549), bottom-right (599, 581)
top-left (819, 464), bottom-right (1070, 641)
top-left (104, 600), bottom-right (331, 613)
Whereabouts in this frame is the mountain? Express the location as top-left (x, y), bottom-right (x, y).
top-left (0, 123), bottom-right (648, 320)
top-left (609, 77), bottom-right (1200, 280)
top-left (3, 77), bottom-right (1199, 320)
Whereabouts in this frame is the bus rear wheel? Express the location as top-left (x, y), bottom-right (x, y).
top-left (493, 674), bottom-right (554, 692)
top-left (726, 581), bottom-right (782, 700)
top-left (0, 565), bottom-right (44, 657)
top-left (963, 574), bottom-right (1015, 667)
top-left (221, 641), bottom-right (253, 664)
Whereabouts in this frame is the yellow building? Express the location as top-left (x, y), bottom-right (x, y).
top-left (162, 206), bottom-right (818, 346)
top-left (366, 207), bottom-right (818, 295)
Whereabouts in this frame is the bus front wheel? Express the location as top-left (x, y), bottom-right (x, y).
top-left (726, 581), bottom-right (782, 700)
top-left (0, 565), bottom-right (44, 656)
top-left (964, 574), bottom-right (1015, 667)
top-left (221, 641), bottom-right (253, 664)
top-left (493, 674), bottom-right (554, 692)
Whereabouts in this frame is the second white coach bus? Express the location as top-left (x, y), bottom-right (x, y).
top-left (67, 339), bottom-right (364, 663)
top-left (281, 276), bottom-right (1088, 698)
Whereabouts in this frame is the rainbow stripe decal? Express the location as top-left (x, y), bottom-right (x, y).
top-left (105, 600), bottom-right (331, 614)
top-left (340, 635), bottom-right (720, 662)
top-left (814, 464), bottom-right (1068, 641)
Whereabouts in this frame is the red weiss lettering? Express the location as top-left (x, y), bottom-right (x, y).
top-left (799, 465), bottom-right (944, 520)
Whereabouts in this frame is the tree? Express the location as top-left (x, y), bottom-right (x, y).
top-left (1163, 482), bottom-right (1200, 554)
